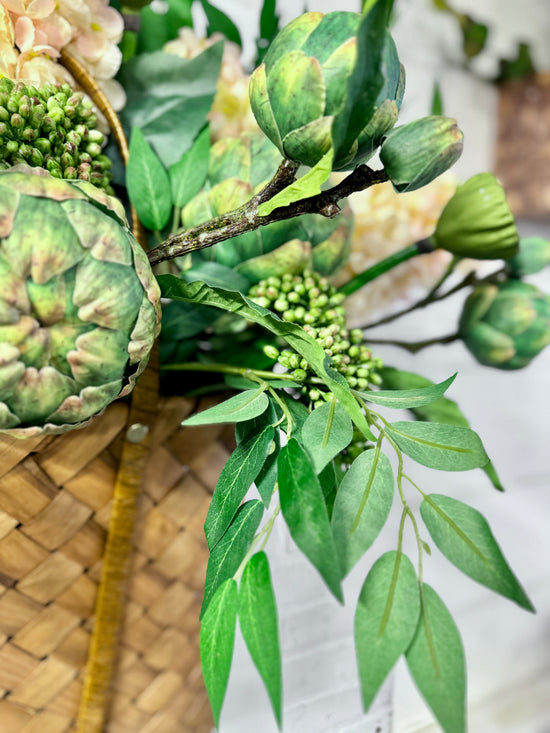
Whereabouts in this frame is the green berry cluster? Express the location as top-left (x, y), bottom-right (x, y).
top-left (248, 270), bottom-right (383, 409)
top-left (0, 78), bottom-right (113, 192)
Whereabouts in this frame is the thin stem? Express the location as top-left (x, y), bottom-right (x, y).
top-left (339, 239), bottom-right (434, 297)
top-left (161, 361), bottom-right (298, 382)
top-left (234, 501), bottom-right (281, 581)
top-left (360, 265), bottom-right (507, 330)
top-left (147, 162), bottom-right (388, 265)
top-left (365, 331), bottom-right (461, 353)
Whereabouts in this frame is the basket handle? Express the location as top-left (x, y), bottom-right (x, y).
top-left (60, 50), bottom-right (160, 733)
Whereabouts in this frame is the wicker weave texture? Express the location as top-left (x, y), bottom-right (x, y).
top-left (0, 397), bottom-right (232, 733)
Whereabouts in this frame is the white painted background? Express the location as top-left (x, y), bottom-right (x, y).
top-left (190, 1), bottom-right (550, 731)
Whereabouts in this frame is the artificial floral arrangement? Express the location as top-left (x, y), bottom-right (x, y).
top-left (1, 0), bottom-right (550, 731)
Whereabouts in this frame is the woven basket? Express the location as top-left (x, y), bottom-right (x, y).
top-left (0, 388), bottom-right (235, 732)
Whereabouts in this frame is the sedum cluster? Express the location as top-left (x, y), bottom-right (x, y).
top-left (248, 270), bottom-right (382, 409)
top-left (0, 78), bottom-right (113, 192)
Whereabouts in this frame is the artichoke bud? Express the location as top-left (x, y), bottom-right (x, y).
top-left (0, 167), bottom-right (161, 437)
top-left (459, 281), bottom-right (550, 369)
top-left (431, 172), bottom-right (519, 260)
top-left (249, 11), bottom-right (403, 170)
top-left (380, 116), bottom-right (463, 193)
top-left (507, 237), bottom-right (550, 277)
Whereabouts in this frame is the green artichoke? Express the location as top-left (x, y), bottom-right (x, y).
top-left (459, 280), bottom-right (550, 369)
top-left (507, 237), bottom-right (550, 277)
top-left (180, 133), bottom-right (353, 281)
top-left (379, 116), bottom-right (463, 192)
top-left (431, 173), bottom-right (519, 259)
top-left (248, 11), bottom-right (404, 170)
top-left (0, 167), bottom-right (161, 437)
top-left (0, 78), bottom-right (113, 192)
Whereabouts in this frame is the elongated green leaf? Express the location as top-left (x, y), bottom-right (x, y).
top-left (201, 500), bottom-right (264, 618)
top-left (201, 0), bottom-right (242, 46)
top-left (126, 127), bottom-right (172, 230)
top-left (120, 44), bottom-right (223, 166)
top-left (200, 579), bottom-right (238, 728)
top-left (386, 421), bottom-right (489, 472)
top-left (256, 0), bottom-right (279, 65)
top-left (379, 366), bottom-right (504, 490)
top-left (158, 277), bottom-right (374, 441)
top-left (331, 0), bottom-right (393, 162)
top-left (257, 149), bottom-right (333, 217)
top-left (355, 551), bottom-right (421, 711)
top-left (137, 0), bottom-right (193, 53)
top-left (182, 388), bottom-right (269, 426)
top-left (406, 584), bottom-right (465, 733)
top-left (420, 494), bottom-right (534, 611)
top-left (205, 427), bottom-right (274, 550)
top-left (183, 261), bottom-right (251, 292)
top-left (278, 439), bottom-right (343, 601)
top-left (301, 399), bottom-right (353, 474)
top-left (239, 552), bottom-right (282, 726)
top-left (332, 450), bottom-right (394, 575)
top-left (169, 124), bottom-right (211, 208)
top-left (431, 80), bottom-right (444, 115)
top-left (358, 373), bottom-right (456, 409)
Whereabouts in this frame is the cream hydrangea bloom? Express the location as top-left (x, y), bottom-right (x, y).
top-left (335, 176), bottom-right (458, 327)
top-left (164, 27), bottom-right (258, 141)
top-left (0, 0), bottom-right (125, 110)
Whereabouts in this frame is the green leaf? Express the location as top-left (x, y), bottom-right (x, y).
top-left (355, 551), bottom-right (421, 711)
top-left (183, 261), bottom-right (251, 292)
top-left (431, 80), bottom-right (444, 115)
top-left (278, 439), bottom-right (343, 602)
top-left (301, 399), bottom-right (354, 474)
top-left (201, 500), bottom-right (264, 619)
top-left (256, 0), bottom-right (280, 66)
top-left (169, 125), bottom-right (211, 208)
top-left (386, 421), bottom-right (489, 472)
top-left (257, 149), bottom-right (333, 217)
top-left (358, 373), bottom-right (456, 409)
top-left (137, 0), bottom-right (193, 53)
top-left (126, 127), bottom-right (172, 231)
top-left (119, 44), bottom-right (223, 166)
top-left (239, 552), bottom-right (282, 726)
top-left (420, 494), bottom-right (534, 611)
top-left (205, 427), bottom-right (275, 550)
top-left (157, 277), bottom-right (375, 441)
top-left (181, 388), bottom-right (269, 426)
top-left (200, 579), bottom-right (238, 729)
top-left (379, 366), bottom-right (504, 490)
top-left (331, 450), bottom-right (394, 575)
top-left (405, 584), bottom-right (466, 733)
top-left (331, 0), bottom-right (393, 163)
top-left (201, 0), bottom-right (242, 46)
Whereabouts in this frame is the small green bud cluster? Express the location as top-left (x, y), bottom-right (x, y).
top-left (248, 270), bottom-right (383, 408)
top-left (0, 78), bottom-right (113, 192)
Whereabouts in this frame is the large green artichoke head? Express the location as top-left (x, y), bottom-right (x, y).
top-left (249, 11), bottom-right (404, 171)
top-left (0, 167), bottom-right (161, 437)
top-left (180, 133), bottom-right (353, 281)
top-left (459, 280), bottom-right (550, 369)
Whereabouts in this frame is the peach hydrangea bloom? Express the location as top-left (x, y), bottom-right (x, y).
top-left (0, 0), bottom-right (125, 110)
top-left (335, 176), bottom-right (459, 327)
top-left (164, 27), bottom-right (258, 141)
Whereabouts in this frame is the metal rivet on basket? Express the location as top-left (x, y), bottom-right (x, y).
top-left (126, 423), bottom-right (149, 443)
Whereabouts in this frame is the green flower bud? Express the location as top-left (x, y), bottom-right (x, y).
top-left (263, 344), bottom-right (280, 360)
top-left (249, 11), bottom-right (404, 171)
top-left (507, 237), bottom-right (550, 277)
top-left (459, 281), bottom-right (550, 369)
top-left (431, 173), bottom-right (519, 260)
top-left (291, 368), bottom-right (308, 383)
top-left (380, 116), bottom-right (463, 193)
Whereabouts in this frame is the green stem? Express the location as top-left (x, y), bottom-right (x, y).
top-left (364, 331), bottom-right (461, 353)
top-left (339, 240), bottom-right (434, 297)
top-left (234, 501), bottom-right (281, 581)
top-left (161, 361), bottom-right (298, 382)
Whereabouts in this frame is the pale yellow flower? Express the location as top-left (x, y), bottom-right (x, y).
top-left (336, 176), bottom-right (458, 327)
top-left (164, 28), bottom-right (258, 141)
top-left (0, 0), bottom-right (125, 110)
